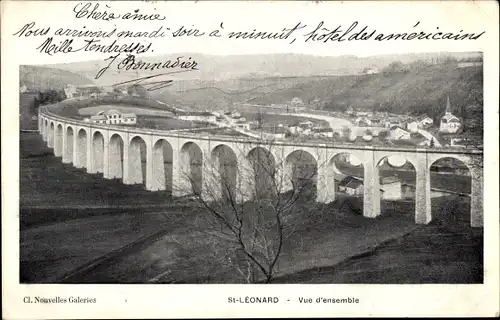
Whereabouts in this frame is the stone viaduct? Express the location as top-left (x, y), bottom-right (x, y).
top-left (38, 106), bottom-right (484, 227)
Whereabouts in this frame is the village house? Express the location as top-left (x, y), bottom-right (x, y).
top-left (406, 120), bottom-right (420, 133)
top-left (352, 126), bottom-right (383, 137)
top-left (457, 61), bottom-right (483, 68)
top-left (356, 116), bottom-right (372, 127)
top-left (450, 137), bottom-right (475, 148)
top-left (380, 176), bottom-right (404, 200)
top-left (300, 127), bottom-right (313, 136)
top-left (313, 127), bottom-right (334, 138)
top-left (85, 110), bottom-right (137, 125)
top-left (338, 176), bottom-right (364, 196)
top-left (439, 97), bottom-right (461, 134)
top-left (113, 87), bottom-right (129, 96)
top-left (78, 84), bottom-right (102, 96)
top-left (230, 111), bottom-right (242, 119)
top-left (248, 121), bottom-right (260, 130)
top-left (416, 114), bottom-right (434, 128)
top-left (370, 117), bottom-right (383, 127)
top-left (288, 124), bottom-right (299, 134)
top-left (310, 97), bottom-right (322, 109)
top-left (346, 106), bottom-right (356, 116)
top-left (64, 85), bottom-right (78, 99)
top-left (290, 97), bottom-right (306, 112)
top-left (299, 121), bottom-right (314, 128)
top-left (384, 118), bottom-right (404, 129)
top-left (380, 176), bottom-right (402, 200)
top-left (365, 67), bottom-right (380, 75)
top-left (65, 84), bottom-right (102, 99)
top-left (177, 111), bottom-right (216, 123)
top-left (389, 126), bottom-right (411, 140)
top-left (380, 176), bottom-right (416, 200)
top-left (235, 120), bottom-right (251, 130)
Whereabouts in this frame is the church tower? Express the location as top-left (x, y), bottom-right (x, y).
top-left (445, 96), bottom-right (452, 115)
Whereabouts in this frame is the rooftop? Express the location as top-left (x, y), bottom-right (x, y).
top-left (442, 113), bottom-right (460, 122)
top-left (339, 176), bottom-right (363, 189)
top-left (380, 176), bottom-right (401, 185)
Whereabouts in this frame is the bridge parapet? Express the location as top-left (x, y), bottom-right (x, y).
top-left (40, 106), bottom-right (483, 156)
top-left (38, 104), bottom-right (484, 228)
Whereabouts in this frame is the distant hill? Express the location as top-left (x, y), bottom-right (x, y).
top-left (148, 76), bottom-right (337, 110)
top-left (46, 51), bottom-right (482, 86)
top-left (247, 61), bottom-right (483, 117)
top-left (19, 65), bottom-right (94, 91)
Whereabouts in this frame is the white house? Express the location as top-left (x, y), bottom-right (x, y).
top-left (338, 176), bottom-right (364, 196)
top-left (380, 176), bottom-right (416, 200)
top-left (64, 85), bottom-right (78, 99)
top-left (406, 120), bottom-right (420, 133)
top-left (20, 84), bottom-right (28, 93)
top-left (451, 137), bottom-right (473, 148)
top-left (288, 125), bottom-right (301, 135)
top-left (380, 176), bottom-right (403, 200)
top-left (65, 84), bottom-right (102, 99)
top-left (230, 111), bottom-right (241, 119)
top-left (235, 120), bottom-right (251, 130)
top-left (439, 97), bottom-right (461, 134)
top-left (86, 110), bottom-right (137, 125)
top-left (457, 61), bottom-right (483, 68)
top-left (417, 114), bottom-right (434, 128)
top-left (290, 97), bottom-right (306, 111)
top-left (365, 67), bottom-right (380, 75)
top-left (385, 119), bottom-right (404, 128)
top-left (346, 106), bottom-right (356, 116)
top-left (389, 126), bottom-right (411, 140)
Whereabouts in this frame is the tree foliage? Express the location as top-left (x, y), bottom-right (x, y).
top-left (35, 89), bottom-right (66, 107)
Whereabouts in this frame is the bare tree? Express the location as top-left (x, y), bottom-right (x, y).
top-left (171, 139), bottom-right (328, 283)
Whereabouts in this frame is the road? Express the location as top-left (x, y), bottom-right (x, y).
top-left (418, 128), bottom-right (442, 147)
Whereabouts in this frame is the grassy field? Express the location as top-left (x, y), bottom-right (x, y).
top-left (20, 133), bottom-right (178, 212)
top-left (19, 132), bottom-right (482, 284)
top-left (20, 132), bottom-right (190, 282)
top-left (136, 116), bottom-right (213, 131)
top-left (272, 215), bottom-right (483, 283)
top-left (60, 196), bottom-right (481, 284)
top-left (78, 105), bottom-right (175, 117)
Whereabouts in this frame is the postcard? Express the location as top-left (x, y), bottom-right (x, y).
top-left (2, 0), bottom-right (499, 318)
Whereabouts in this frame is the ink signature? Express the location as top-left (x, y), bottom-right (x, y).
top-left (112, 70), bottom-right (195, 91)
top-left (99, 53), bottom-right (200, 91)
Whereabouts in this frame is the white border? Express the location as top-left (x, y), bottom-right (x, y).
top-left (2, 1), bottom-right (499, 318)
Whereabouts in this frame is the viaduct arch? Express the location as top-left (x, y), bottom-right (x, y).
top-left (37, 106), bottom-right (484, 227)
